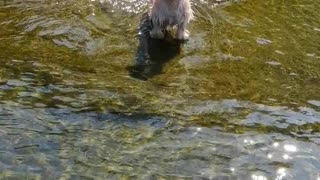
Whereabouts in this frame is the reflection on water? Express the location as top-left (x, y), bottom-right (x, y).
top-left (0, 0), bottom-right (320, 179)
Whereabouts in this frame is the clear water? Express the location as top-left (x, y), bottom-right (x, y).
top-left (0, 0), bottom-right (320, 179)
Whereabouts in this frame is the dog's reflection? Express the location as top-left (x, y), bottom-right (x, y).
top-left (128, 14), bottom-right (182, 80)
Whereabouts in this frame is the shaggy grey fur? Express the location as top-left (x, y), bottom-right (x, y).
top-left (149, 0), bottom-right (193, 40)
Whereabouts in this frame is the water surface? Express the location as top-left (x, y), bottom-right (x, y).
top-left (0, 0), bottom-right (320, 179)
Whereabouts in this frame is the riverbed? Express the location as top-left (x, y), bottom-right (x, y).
top-left (0, 0), bottom-right (320, 179)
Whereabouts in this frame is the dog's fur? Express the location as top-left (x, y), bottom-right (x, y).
top-left (149, 0), bottom-right (193, 40)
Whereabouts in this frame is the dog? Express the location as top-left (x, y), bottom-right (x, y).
top-left (149, 0), bottom-right (193, 40)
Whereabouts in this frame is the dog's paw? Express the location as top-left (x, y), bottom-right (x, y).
top-left (176, 29), bottom-right (190, 40)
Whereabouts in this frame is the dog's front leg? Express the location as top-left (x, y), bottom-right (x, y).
top-left (176, 24), bottom-right (189, 40)
top-left (150, 22), bottom-right (165, 39)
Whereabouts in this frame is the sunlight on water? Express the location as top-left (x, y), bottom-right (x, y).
top-left (99, 0), bottom-right (148, 13)
top-left (252, 174), bottom-right (267, 180)
top-left (283, 144), bottom-right (297, 152)
top-left (276, 168), bottom-right (287, 180)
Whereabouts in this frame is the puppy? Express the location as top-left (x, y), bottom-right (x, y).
top-left (149, 0), bottom-right (193, 40)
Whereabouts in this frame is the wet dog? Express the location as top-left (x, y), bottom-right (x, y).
top-left (149, 0), bottom-right (193, 40)
top-left (128, 13), bottom-right (181, 80)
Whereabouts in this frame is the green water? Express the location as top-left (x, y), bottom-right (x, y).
top-left (0, 0), bottom-right (319, 179)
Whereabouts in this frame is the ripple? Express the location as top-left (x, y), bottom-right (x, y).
top-left (1, 0), bottom-right (320, 178)
top-left (1, 102), bottom-right (319, 178)
top-left (6, 79), bottom-right (29, 87)
top-left (99, 0), bottom-right (148, 14)
top-left (215, 52), bottom-right (245, 61)
top-left (308, 100), bottom-right (320, 107)
top-left (266, 61), bottom-right (281, 66)
top-left (256, 37), bottom-right (272, 45)
top-left (183, 99), bottom-right (320, 129)
top-left (180, 55), bottom-right (211, 69)
top-left (0, 97), bottom-right (320, 179)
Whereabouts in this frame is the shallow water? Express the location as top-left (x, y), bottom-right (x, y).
top-left (0, 0), bottom-right (320, 179)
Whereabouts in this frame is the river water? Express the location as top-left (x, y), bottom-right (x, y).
top-left (0, 0), bottom-right (320, 179)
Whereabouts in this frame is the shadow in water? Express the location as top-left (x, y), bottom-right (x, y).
top-left (128, 13), bottom-right (182, 80)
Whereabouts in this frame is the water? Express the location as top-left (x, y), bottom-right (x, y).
top-left (0, 0), bottom-right (320, 179)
